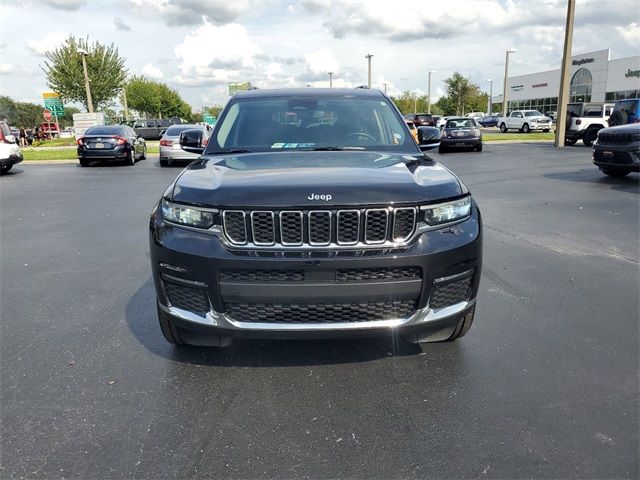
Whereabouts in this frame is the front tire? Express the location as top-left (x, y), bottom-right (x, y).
top-left (582, 128), bottom-right (599, 147)
top-left (438, 145), bottom-right (447, 153)
top-left (0, 164), bottom-right (12, 174)
top-left (79, 158), bottom-right (89, 167)
top-left (157, 302), bottom-right (186, 345)
top-left (447, 306), bottom-right (476, 341)
top-left (127, 149), bottom-right (135, 166)
top-left (602, 169), bottom-right (630, 178)
top-left (160, 158), bottom-right (169, 167)
top-left (500, 123), bottom-right (507, 133)
top-left (565, 137), bottom-right (578, 146)
top-left (522, 123), bottom-right (530, 133)
top-left (140, 145), bottom-right (147, 160)
top-left (475, 143), bottom-right (483, 152)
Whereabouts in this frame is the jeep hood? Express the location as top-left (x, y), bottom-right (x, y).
top-left (170, 151), bottom-right (463, 208)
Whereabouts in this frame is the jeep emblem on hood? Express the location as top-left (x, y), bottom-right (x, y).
top-left (308, 193), bottom-right (332, 201)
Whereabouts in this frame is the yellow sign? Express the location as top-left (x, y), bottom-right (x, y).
top-left (42, 92), bottom-right (61, 99)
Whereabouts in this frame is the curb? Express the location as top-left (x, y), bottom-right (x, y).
top-left (22, 159), bottom-right (78, 164)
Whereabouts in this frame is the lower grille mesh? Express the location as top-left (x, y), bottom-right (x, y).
top-left (336, 267), bottom-right (421, 282)
top-left (164, 282), bottom-right (209, 314)
top-left (220, 270), bottom-right (305, 282)
top-left (430, 275), bottom-right (473, 310)
top-left (225, 300), bottom-right (417, 323)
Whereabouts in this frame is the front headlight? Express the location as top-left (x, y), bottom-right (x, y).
top-left (422, 196), bottom-right (472, 226)
top-left (161, 199), bottom-right (217, 229)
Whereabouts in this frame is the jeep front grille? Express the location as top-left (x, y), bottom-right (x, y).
top-left (222, 207), bottom-right (418, 248)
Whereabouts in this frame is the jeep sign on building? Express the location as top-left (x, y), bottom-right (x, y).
top-left (493, 49), bottom-right (640, 114)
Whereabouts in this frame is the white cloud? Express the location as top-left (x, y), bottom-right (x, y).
top-left (305, 48), bottom-right (339, 76)
top-left (0, 64), bottom-right (16, 74)
top-left (173, 22), bottom-right (260, 86)
top-left (616, 22), bottom-right (640, 45)
top-left (128, 0), bottom-right (253, 27)
top-left (113, 17), bottom-right (131, 32)
top-left (26, 33), bottom-right (67, 56)
top-left (142, 62), bottom-right (163, 79)
top-left (41, 0), bottom-right (86, 10)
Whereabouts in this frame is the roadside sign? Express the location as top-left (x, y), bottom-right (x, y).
top-left (228, 82), bottom-right (252, 95)
top-left (42, 92), bottom-right (65, 116)
top-left (202, 114), bottom-right (216, 125)
top-left (43, 109), bottom-right (53, 122)
top-left (72, 112), bottom-right (105, 137)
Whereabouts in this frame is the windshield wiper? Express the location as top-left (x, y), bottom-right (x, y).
top-left (310, 146), bottom-right (366, 151)
top-left (211, 149), bottom-right (252, 154)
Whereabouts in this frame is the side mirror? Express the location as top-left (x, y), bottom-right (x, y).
top-left (417, 126), bottom-right (440, 151)
top-left (180, 129), bottom-right (206, 154)
top-left (159, 129), bottom-right (166, 136)
top-left (5, 134), bottom-right (16, 144)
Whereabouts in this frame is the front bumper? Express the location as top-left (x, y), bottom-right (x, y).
top-left (1, 152), bottom-right (23, 169)
top-left (593, 143), bottom-right (640, 171)
top-left (441, 137), bottom-right (481, 148)
top-left (528, 123), bottom-right (551, 131)
top-left (149, 203), bottom-right (482, 341)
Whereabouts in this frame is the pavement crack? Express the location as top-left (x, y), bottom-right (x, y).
top-left (482, 266), bottom-right (535, 310)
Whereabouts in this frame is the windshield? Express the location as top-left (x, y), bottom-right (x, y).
top-left (446, 119), bottom-right (476, 128)
top-left (524, 111), bottom-right (544, 117)
top-left (211, 95), bottom-right (414, 153)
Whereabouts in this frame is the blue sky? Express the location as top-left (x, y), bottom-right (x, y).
top-left (0, 0), bottom-right (638, 111)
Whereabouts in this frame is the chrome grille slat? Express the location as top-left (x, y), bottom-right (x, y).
top-left (221, 207), bottom-right (418, 249)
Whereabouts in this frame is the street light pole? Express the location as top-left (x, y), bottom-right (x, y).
top-left (78, 49), bottom-right (94, 113)
top-left (122, 84), bottom-right (129, 120)
top-left (383, 82), bottom-right (388, 94)
top-left (501, 48), bottom-right (516, 117)
top-left (487, 79), bottom-right (493, 115)
top-left (555, 0), bottom-right (576, 148)
top-left (328, 72), bottom-right (333, 88)
top-left (365, 54), bottom-right (374, 88)
top-left (427, 70), bottom-right (434, 114)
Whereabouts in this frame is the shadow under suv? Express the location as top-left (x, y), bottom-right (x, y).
top-left (149, 88), bottom-right (482, 347)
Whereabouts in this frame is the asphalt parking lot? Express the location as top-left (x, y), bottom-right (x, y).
top-left (1, 144), bottom-right (638, 478)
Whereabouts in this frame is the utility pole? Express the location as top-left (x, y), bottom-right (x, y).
top-left (328, 72), bottom-right (333, 88)
top-left (555, 0), bottom-right (576, 148)
top-left (501, 48), bottom-right (517, 117)
top-left (427, 70), bottom-right (434, 114)
top-left (383, 82), bottom-right (388, 94)
top-left (78, 49), bottom-right (94, 113)
top-left (122, 84), bottom-right (129, 121)
top-left (365, 53), bottom-right (374, 88)
top-left (487, 79), bottom-right (493, 115)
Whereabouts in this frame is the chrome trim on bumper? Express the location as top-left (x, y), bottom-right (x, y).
top-left (159, 298), bottom-right (475, 332)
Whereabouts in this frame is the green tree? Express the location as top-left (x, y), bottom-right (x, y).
top-left (390, 90), bottom-right (431, 115)
top-left (443, 72), bottom-right (475, 115)
top-left (42, 36), bottom-right (127, 111)
top-left (58, 106), bottom-right (81, 128)
top-left (0, 96), bottom-right (18, 123)
top-left (15, 102), bottom-right (43, 128)
top-left (125, 76), bottom-right (192, 119)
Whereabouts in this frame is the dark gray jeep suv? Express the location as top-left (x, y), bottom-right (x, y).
top-left (149, 88), bottom-right (482, 347)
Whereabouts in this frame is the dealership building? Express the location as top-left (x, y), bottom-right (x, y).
top-left (494, 49), bottom-right (640, 114)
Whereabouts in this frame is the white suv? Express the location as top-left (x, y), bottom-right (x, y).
top-left (0, 121), bottom-right (23, 174)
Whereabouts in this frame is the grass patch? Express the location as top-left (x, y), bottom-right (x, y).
top-left (23, 148), bottom-right (77, 161)
top-left (31, 138), bottom-right (77, 147)
top-left (23, 145), bottom-right (159, 161)
top-left (484, 132), bottom-right (555, 141)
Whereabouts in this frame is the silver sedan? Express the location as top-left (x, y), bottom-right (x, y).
top-left (159, 124), bottom-right (211, 167)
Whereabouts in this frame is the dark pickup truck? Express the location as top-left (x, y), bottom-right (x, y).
top-left (132, 118), bottom-right (183, 140)
top-left (149, 88), bottom-right (482, 348)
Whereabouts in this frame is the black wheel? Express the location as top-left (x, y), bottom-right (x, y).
top-left (447, 306), bottom-right (476, 341)
top-left (159, 158), bottom-right (169, 167)
top-left (602, 169), bottom-right (630, 178)
top-left (438, 145), bottom-right (447, 153)
top-left (140, 145), bottom-right (147, 160)
top-left (475, 143), bottom-right (483, 152)
top-left (543, 129), bottom-right (550, 133)
top-left (522, 123), bottom-right (530, 133)
top-left (127, 149), bottom-right (135, 166)
top-left (582, 128), bottom-right (599, 147)
top-left (499, 123), bottom-right (507, 133)
top-left (0, 164), bottom-right (12, 174)
top-left (157, 302), bottom-right (186, 345)
top-left (79, 158), bottom-right (89, 167)
top-left (607, 110), bottom-right (627, 127)
top-left (565, 137), bottom-right (578, 146)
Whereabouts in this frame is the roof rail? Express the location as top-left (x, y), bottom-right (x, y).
top-left (355, 85), bottom-right (370, 89)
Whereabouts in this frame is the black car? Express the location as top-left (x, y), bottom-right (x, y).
top-left (593, 123), bottom-right (640, 177)
top-left (149, 88), bottom-right (482, 348)
top-left (77, 125), bottom-right (147, 167)
top-left (439, 118), bottom-right (483, 152)
top-left (404, 113), bottom-right (436, 127)
top-left (132, 118), bottom-right (183, 140)
top-left (477, 116), bottom-right (499, 128)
